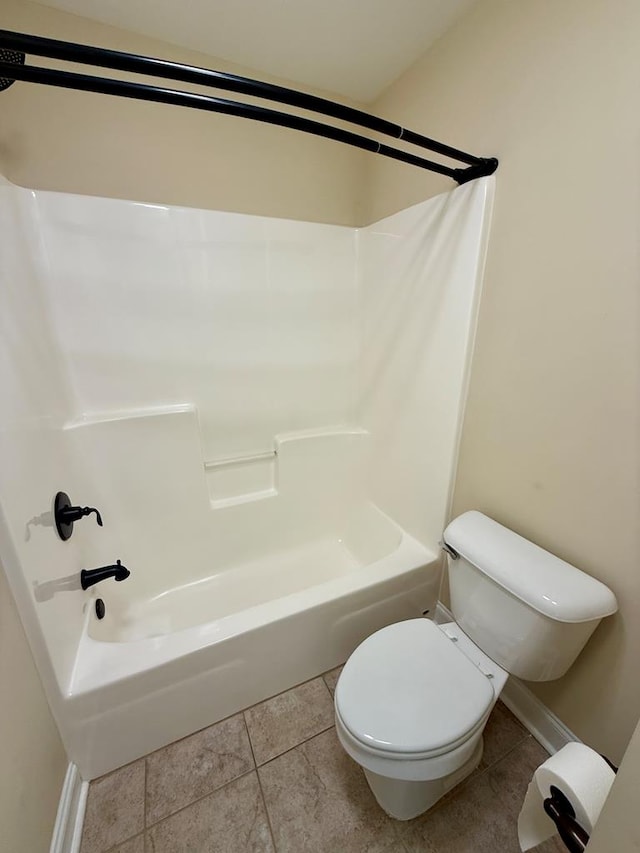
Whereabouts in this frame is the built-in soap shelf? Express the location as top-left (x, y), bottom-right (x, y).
top-left (204, 426), bottom-right (368, 510)
top-left (204, 449), bottom-right (278, 509)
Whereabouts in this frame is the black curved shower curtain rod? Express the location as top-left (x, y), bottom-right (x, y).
top-left (0, 29), bottom-right (498, 184)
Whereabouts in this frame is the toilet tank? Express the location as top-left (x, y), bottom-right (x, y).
top-left (442, 511), bottom-right (617, 681)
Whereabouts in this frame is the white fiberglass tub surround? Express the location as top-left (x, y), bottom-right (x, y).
top-left (0, 174), bottom-right (493, 779)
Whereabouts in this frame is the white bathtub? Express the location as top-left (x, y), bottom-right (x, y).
top-left (59, 420), bottom-right (441, 779)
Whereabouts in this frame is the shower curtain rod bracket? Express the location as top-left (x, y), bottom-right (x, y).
top-left (454, 157), bottom-right (499, 185)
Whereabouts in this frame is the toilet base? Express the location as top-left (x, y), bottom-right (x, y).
top-left (363, 737), bottom-right (484, 821)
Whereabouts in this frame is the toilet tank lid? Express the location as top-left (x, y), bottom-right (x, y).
top-left (443, 511), bottom-right (618, 623)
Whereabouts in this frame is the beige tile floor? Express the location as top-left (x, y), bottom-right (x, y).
top-left (80, 667), bottom-right (566, 853)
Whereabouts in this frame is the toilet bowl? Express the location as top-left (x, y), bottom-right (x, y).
top-left (335, 511), bottom-right (618, 820)
top-left (334, 618), bottom-right (508, 820)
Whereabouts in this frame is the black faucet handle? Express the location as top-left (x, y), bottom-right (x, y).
top-left (54, 492), bottom-right (104, 540)
top-left (81, 506), bottom-right (103, 527)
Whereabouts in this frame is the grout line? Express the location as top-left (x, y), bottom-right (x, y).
top-left (479, 731), bottom-right (532, 777)
top-left (454, 733), bottom-right (537, 799)
top-left (144, 767), bottom-right (258, 832)
top-left (321, 669), bottom-right (341, 698)
top-left (242, 711), bottom-right (259, 770)
top-left (254, 757), bottom-right (279, 852)
top-left (142, 706), bottom-right (260, 763)
top-left (498, 733), bottom-right (540, 761)
top-left (244, 667), bottom-right (343, 716)
top-left (143, 755), bottom-right (148, 830)
top-left (103, 831), bottom-right (145, 853)
top-left (322, 672), bottom-right (341, 697)
top-left (254, 723), bottom-right (336, 769)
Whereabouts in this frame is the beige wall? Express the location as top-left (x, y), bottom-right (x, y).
top-left (0, 563), bottom-right (67, 852)
top-left (0, 0), bottom-right (364, 225)
top-left (366, 0), bottom-right (640, 764)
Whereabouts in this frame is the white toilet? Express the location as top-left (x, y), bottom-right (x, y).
top-left (335, 511), bottom-right (618, 821)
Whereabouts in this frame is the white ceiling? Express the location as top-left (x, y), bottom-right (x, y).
top-left (33, 0), bottom-right (476, 102)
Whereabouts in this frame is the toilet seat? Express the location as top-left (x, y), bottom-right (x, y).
top-left (335, 619), bottom-right (495, 759)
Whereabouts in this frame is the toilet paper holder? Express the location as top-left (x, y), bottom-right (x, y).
top-left (544, 756), bottom-right (618, 853)
top-left (543, 786), bottom-right (590, 853)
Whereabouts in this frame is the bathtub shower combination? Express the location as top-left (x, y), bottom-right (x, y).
top-left (0, 173), bottom-right (493, 779)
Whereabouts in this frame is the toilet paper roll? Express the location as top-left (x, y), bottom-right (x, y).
top-left (517, 741), bottom-right (615, 851)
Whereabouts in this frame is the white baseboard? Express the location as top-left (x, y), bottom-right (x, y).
top-left (501, 676), bottom-right (580, 754)
top-left (50, 763), bottom-right (88, 853)
top-left (434, 602), bottom-right (579, 754)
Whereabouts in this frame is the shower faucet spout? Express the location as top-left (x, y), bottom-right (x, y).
top-left (80, 559), bottom-right (130, 590)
